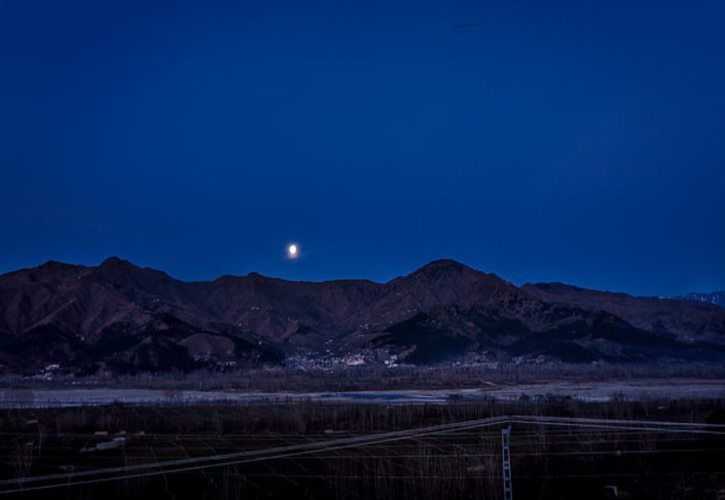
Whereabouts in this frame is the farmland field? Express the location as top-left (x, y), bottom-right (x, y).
top-left (1, 397), bottom-right (724, 499)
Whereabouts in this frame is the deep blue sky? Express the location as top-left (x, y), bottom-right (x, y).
top-left (1, 0), bottom-right (724, 296)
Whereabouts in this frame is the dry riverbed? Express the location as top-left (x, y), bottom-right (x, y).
top-left (2, 378), bottom-right (723, 408)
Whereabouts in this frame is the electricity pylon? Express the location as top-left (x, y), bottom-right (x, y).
top-left (501, 425), bottom-right (513, 500)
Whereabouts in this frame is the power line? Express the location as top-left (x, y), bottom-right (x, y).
top-left (2, 414), bottom-right (723, 495)
top-left (0, 416), bottom-right (512, 492)
top-left (0, 419), bottom-right (512, 494)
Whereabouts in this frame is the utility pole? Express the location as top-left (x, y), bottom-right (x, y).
top-left (501, 425), bottom-right (513, 500)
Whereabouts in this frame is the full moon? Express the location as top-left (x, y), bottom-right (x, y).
top-left (287, 244), bottom-right (299, 259)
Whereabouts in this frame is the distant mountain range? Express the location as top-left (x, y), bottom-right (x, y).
top-left (681, 291), bottom-right (725, 308)
top-left (1, 257), bottom-right (725, 375)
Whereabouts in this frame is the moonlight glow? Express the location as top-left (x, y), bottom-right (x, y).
top-left (287, 244), bottom-right (299, 259)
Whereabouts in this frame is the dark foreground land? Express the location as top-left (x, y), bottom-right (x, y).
top-left (1, 398), bottom-right (725, 499)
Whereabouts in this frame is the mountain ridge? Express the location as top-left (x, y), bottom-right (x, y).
top-left (1, 258), bottom-right (724, 375)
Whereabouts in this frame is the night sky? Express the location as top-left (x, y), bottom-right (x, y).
top-left (1, 0), bottom-right (724, 296)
